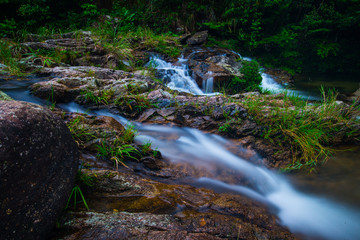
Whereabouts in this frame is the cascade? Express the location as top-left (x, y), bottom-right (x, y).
top-left (150, 52), bottom-right (320, 100)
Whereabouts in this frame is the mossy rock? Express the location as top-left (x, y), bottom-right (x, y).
top-left (0, 91), bottom-right (12, 101)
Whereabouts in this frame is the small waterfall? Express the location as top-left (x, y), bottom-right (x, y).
top-left (202, 71), bottom-right (214, 93)
top-left (149, 56), bottom-right (204, 95)
top-left (149, 56), bottom-right (220, 96)
top-left (149, 53), bottom-right (286, 96)
top-left (149, 50), bottom-right (319, 100)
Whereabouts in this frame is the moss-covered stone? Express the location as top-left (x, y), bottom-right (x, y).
top-left (0, 91), bottom-right (12, 101)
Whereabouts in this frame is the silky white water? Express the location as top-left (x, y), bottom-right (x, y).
top-left (135, 124), bottom-right (360, 240)
top-left (149, 56), bottom-right (221, 96)
top-left (149, 56), bottom-right (204, 95)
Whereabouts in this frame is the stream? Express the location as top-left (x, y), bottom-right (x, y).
top-left (1, 62), bottom-right (360, 239)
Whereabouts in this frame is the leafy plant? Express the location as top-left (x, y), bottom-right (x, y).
top-left (97, 141), bottom-right (140, 169)
top-left (0, 40), bottom-right (25, 75)
top-left (219, 123), bottom-right (231, 133)
top-left (0, 18), bottom-right (17, 37)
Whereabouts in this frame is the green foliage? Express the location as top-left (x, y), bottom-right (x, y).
top-left (81, 3), bottom-right (100, 21)
top-left (228, 60), bottom-right (262, 93)
top-left (0, 0), bottom-right (359, 74)
top-left (80, 89), bottom-right (114, 105)
top-left (0, 19), bottom-right (17, 37)
top-left (97, 126), bottom-right (140, 169)
top-left (0, 40), bottom-right (25, 75)
top-left (242, 88), bottom-right (359, 172)
top-left (115, 94), bottom-right (155, 113)
top-left (218, 123), bottom-right (231, 133)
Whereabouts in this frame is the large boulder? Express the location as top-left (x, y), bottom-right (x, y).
top-left (183, 47), bottom-right (243, 91)
top-left (0, 101), bottom-right (79, 240)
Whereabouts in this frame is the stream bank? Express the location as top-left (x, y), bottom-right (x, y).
top-left (1, 30), bottom-right (360, 240)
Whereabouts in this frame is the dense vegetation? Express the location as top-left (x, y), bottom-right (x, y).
top-left (0, 0), bottom-right (359, 74)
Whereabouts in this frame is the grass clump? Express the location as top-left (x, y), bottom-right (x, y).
top-left (66, 116), bottom-right (97, 147)
top-left (92, 23), bottom-right (181, 62)
top-left (24, 48), bottom-right (81, 67)
top-left (115, 94), bottom-right (155, 113)
top-left (65, 185), bottom-right (89, 210)
top-left (97, 124), bottom-right (140, 169)
top-left (243, 87), bottom-right (359, 172)
top-left (0, 40), bottom-right (25, 75)
top-left (80, 88), bottom-right (114, 105)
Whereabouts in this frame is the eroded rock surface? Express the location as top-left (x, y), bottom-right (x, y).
top-left (53, 170), bottom-right (297, 240)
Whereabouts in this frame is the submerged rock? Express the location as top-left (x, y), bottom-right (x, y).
top-left (0, 101), bottom-right (79, 240)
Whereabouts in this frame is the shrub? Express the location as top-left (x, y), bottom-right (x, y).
top-left (228, 60), bottom-right (262, 93)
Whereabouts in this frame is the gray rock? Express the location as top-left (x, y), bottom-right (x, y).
top-left (0, 101), bottom-right (79, 240)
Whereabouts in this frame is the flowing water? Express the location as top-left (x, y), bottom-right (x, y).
top-left (1, 63), bottom-right (360, 239)
top-left (149, 54), bottom-right (324, 99)
top-left (148, 56), bottom-right (205, 95)
top-left (134, 125), bottom-right (360, 240)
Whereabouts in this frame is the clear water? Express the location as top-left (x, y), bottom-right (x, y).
top-left (292, 73), bottom-right (359, 96)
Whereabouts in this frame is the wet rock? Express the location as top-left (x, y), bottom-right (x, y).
top-left (19, 31), bottom-right (135, 69)
top-left (30, 80), bottom-right (73, 102)
top-left (74, 54), bottom-right (120, 69)
top-left (54, 168), bottom-right (296, 239)
top-left (29, 68), bottom-right (158, 106)
top-left (348, 87), bottom-right (360, 103)
top-left (158, 107), bottom-right (176, 117)
top-left (187, 31), bottom-right (208, 45)
top-left (138, 109), bottom-right (158, 122)
top-left (178, 33), bottom-right (192, 44)
top-left (141, 156), bottom-right (164, 170)
top-left (265, 68), bottom-right (293, 85)
top-left (235, 120), bottom-right (259, 137)
top-left (0, 101), bottom-right (78, 240)
top-left (212, 103), bottom-right (247, 120)
top-left (184, 47), bottom-right (242, 90)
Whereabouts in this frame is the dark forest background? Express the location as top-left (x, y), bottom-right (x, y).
top-left (1, 0), bottom-right (359, 74)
